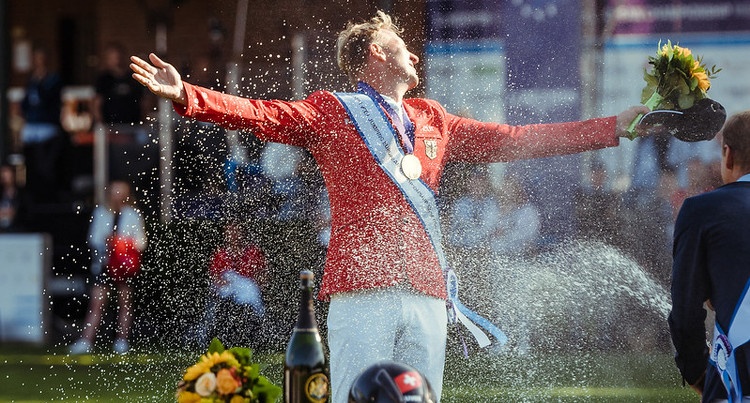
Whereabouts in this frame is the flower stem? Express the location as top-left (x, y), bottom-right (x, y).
top-left (625, 92), bottom-right (664, 140)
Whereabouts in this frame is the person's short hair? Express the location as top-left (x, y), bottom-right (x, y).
top-left (721, 110), bottom-right (750, 167)
top-left (336, 10), bottom-right (402, 85)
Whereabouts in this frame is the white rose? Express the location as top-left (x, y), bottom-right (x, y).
top-left (195, 372), bottom-right (217, 397)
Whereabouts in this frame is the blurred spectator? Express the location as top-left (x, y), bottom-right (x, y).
top-left (447, 165), bottom-right (500, 253)
top-left (69, 180), bottom-right (147, 354)
top-left (174, 54), bottom-right (228, 199)
top-left (575, 159), bottom-right (624, 246)
top-left (666, 156), bottom-right (723, 242)
top-left (20, 46), bottom-right (64, 203)
top-left (0, 164), bottom-right (28, 231)
top-left (93, 42), bottom-right (146, 133)
top-left (446, 166), bottom-right (500, 313)
top-left (490, 174), bottom-right (541, 258)
top-left (203, 220), bottom-right (268, 347)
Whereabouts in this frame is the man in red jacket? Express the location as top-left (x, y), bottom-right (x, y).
top-left (131, 11), bottom-right (648, 403)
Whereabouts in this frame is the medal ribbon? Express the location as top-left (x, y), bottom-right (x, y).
top-left (709, 278), bottom-right (750, 402)
top-left (335, 91), bottom-right (507, 349)
top-left (357, 81), bottom-right (415, 154)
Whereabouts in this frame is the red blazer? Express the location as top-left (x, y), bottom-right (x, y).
top-left (175, 83), bottom-right (619, 301)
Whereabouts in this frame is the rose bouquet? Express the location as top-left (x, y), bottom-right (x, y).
top-left (176, 338), bottom-right (281, 403)
top-left (626, 40), bottom-right (721, 139)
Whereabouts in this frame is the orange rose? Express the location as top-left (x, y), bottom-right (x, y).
top-left (216, 368), bottom-right (241, 395)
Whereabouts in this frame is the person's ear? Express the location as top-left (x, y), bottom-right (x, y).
top-left (369, 42), bottom-right (387, 62)
top-left (723, 144), bottom-right (735, 171)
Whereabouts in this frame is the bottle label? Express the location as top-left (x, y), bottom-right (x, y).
top-left (304, 372), bottom-right (329, 403)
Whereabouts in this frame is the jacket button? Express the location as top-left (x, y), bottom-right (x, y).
top-left (402, 217), bottom-right (410, 224)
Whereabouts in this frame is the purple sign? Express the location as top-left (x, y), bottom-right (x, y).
top-left (500, 0), bottom-right (583, 246)
top-left (426, 0), bottom-right (503, 41)
top-left (607, 0), bottom-right (750, 35)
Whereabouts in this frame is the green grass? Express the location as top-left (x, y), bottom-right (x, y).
top-left (0, 344), bottom-right (696, 402)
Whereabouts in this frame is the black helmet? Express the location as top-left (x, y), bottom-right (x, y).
top-left (348, 361), bottom-right (436, 403)
top-left (639, 98), bottom-right (726, 142)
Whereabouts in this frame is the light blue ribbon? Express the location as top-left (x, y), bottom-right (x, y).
top-left (334, 91), bottom-right (507, 348)
top-left (709, 278), bottom-right (750, 402)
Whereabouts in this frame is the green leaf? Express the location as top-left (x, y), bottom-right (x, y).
top-left (677, 94), bottom-right (695, 109)
top-left (676, 78), bottom-right (690, 96)
top-left (207, 337), bottom-right (225, 354)
top-left (229, 346), bottom-right (254, 367)
top-left (688, 76), bottom-right (699, 92)
top-left (254, 376), bottom-right (283, 403)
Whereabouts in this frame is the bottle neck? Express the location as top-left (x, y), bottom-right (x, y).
top-left (295, 281), bottom-right (317, 331)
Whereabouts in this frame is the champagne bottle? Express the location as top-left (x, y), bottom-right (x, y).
top-left (284, 270), bottom-right (329, 403)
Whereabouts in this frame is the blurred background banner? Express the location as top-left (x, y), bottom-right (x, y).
top-left (0, 233), bottom-right (50, 344)
top-left (425, 0), bottom-right (506, 123)
top-left (426, 0), bottom-right (585, 247)
top-left (599, 0), bottom-right (750, 193)
top-left (500, 0), bottom-right (583, 247)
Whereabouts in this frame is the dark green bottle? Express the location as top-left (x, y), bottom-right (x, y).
top-left (284, 270), bottom-right (329, 403)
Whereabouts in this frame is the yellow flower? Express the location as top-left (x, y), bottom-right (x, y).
top-left (184, 363), bottom-right (209, 382)
top-left (659, 43), bottom-right (670, 56)
top-left (177, 391), bottom-right (202, 403)
top-left (216, 368), bottom-right (241, 395)
top-left (229, 395), bottom-right (248, 403)
top-left (693, 70), bottom-right (710, 92)
top-left (184, 351), bottom-right (240, 381)
top-left (674, 45), bottom-right (691, 57)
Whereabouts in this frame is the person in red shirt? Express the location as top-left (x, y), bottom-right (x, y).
top-left (209, 220), bottom-right (267, 293)
top-left (204, 220), bottom-right (267, 347)
top-left (131, 11), bottom-right (649, 402)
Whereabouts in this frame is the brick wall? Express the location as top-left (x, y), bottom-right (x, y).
top-left (7, 0), bottom-right (426, 96)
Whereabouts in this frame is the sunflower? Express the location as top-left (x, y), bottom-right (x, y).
top-left (183, 351), bottom-right (240, 381)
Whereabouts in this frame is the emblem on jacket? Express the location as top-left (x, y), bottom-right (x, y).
top-left (424, 139), bottom-right (438, 160)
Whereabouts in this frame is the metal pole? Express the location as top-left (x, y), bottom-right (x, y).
top-left (156, 22), bottom-right (173, 222)
top-left (580, 0), bottom-right (602, 182)
top-left (225, 0), bottom-right (250, 171)
top-left (291, 33), bottom-right (305, 100)
top-left (93, 124), bottom-right (108, 206)
top-left (0, 0), bottom-right (8, 162)
top-left (580, 0), bottom-right (601, 121)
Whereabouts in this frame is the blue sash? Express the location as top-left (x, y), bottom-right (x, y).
top-left (334, 91), bottom-right (507, 348)
top-left (710, 279), bottom-right (750, 402)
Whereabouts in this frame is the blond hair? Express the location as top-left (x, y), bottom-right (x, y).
top-left (336, 11), bottom-right (403, 85)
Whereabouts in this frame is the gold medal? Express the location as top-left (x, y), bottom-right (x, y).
top-left (401, 154), bottom-right (422, 180)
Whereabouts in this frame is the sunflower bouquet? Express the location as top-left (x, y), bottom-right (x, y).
top-left (626, 40), bottom-right (721, 139)
top-left (176, 338), bottom-right (281, 403)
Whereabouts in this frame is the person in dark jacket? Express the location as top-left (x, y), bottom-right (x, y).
top-left (20, 46), bottom-right (64, 203)
top-left (669, 110), bottom-right (750, 403)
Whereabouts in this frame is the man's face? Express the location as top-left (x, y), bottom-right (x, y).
top-left (377, 29), bottom-right (420, 89)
